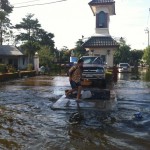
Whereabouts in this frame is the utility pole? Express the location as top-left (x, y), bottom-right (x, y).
top-left (145, 8), bottom-right (150, 47)
top-left (145, 27), bottom-right (149, 47)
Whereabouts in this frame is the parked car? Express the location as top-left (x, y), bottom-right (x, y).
top-left (118, 63), bottom-right (131, 73)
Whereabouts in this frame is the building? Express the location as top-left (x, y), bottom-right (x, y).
top-left (82, 0), bottom-right (119, 67)
top-left (0, 45), bottom-right (28, 70)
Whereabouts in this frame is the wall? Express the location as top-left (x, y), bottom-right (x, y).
top-left (0, 56), bottom-right (28, 70)
top-left (86, 47), bottom-right (116, 67)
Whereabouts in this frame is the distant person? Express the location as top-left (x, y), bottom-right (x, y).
top-left (112, 65), bottom-right (118, 82)
top-left (40, 66), bottom-right (45, 75)
top-left (65, 59), bottom-right (84, 101)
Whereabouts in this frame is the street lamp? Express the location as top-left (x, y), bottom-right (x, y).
top-left (145, 27), bottom-right (149, 47)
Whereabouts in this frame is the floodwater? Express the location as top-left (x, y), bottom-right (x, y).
top-left (0, 74), bottom-right (150, 150)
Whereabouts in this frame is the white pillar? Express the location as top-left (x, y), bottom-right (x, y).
top-left (34, 52), bottom-right (39, 74)
top-left (106, 50), bottom-right (113, 67)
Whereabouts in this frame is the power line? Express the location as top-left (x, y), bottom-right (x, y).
top-left (12, 0), bottom-right (43, 5)
top-left (14, 0), bottom-right (68, 8)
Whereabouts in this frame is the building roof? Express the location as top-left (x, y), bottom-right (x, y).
top-left (82, 36), bottom-right (119, 48)
top-left (0, 45), bottom-right (23, 56)
top-left (89, 0), bottom-right (115, 5)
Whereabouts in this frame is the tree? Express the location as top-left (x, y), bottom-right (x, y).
top-left (114, 37), bottom-right (131, 65)
top-left (36, 28), bottom-right (54, 48)
top-left (0, 0), bottom-right (13, 13)
top-left (73, 39), bottom-right (87, 58)
top-left (15, 13), bottom-right (55, 48)
top-left (130, 49), bottom-right (143, 66)
top-left (15, 14), bottom-right (41, 43)
top-left (20, 41), bottom-right (41, 64)
top-left (15, 13), bottom-right (55, 63)
top-left (0, 0), bottom-right (13, 45)
top-left (38, 46), bottom-right (55, 67)
top-left (60, 46), bottom-right (70, 62)
top-left (143, 46), bottom-right (150, 67)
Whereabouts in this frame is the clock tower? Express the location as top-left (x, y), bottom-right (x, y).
top-left (82, 0), bottom-right (119, 67)
top-left (89, 0), bottom-right (116, 35)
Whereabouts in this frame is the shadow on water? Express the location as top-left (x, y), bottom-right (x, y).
top-left (0, 75), bottom-right (150, 149)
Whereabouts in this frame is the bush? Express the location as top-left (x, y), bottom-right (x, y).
top-left (7, 65), bottom-right (16, 73)
top-left (0, 64), bottom-right (7, 73)
top-left (143, 69), bottom-right (150, 81)
top-left (27, 64), bottom-right (33, 71)
top-left (50, 64), bottom-right (60, 74)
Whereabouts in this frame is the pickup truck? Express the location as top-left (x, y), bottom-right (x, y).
top-left (80, 56), bottom-right (106, 87)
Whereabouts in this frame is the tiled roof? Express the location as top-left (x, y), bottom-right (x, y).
top-left (82, 36), bottom-right (119, 48)
top-left (89, 0), bottom-right (114, 5)
top-left (0, 45), bottom-right (23, 56)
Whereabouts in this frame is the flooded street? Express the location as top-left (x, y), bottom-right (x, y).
top-left (0, 74), bottom-right (150, 150)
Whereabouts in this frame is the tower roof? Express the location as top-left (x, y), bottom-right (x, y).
top-left (89, 0), bottom-right (115, 6)
top-left (82, 36), bottom-right (119, 48)
top-left (89, 0), bottom-right (116, 15)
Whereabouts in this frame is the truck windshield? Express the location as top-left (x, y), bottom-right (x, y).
top-left (82, 57), bottom-right (103, 64)
top-left (119, 63), bottom-right (129, 67)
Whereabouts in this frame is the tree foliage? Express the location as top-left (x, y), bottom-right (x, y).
top-left (114, 38), bottom-right (131, 64)
top-left (0, 0), bottom-right (13, 13)
top-left (20, 41), bottom-right (41, 63)
top-left (15, 14), bottom-right (41, 43)
top-left (143, 46), bottom-right (150, 67)
top-left (72, 39), bottom-right (87, 58)
top-left (130, 49), bottom-right (143, 66)
top-left (114, 38), bottom-right (144, 66)
top-left (15, 14), bottom-right (55, 63)
top-left (0, 0), bottom-right (13, 45)
top-left (15, 14), bottom-right (54, 47)
top-left (36, 28), bottom-right (54, 48)
top-left (38, 46), bottom-right (55, 67)
top-left (60, 46), bottom-right (70, 62)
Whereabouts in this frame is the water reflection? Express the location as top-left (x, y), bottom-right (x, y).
top-left (118, 69), bottom-right (150, 82)
top-left (141, 69), bottom-right (150, 81)
top-left (118, 73), bottom-right (131, 80)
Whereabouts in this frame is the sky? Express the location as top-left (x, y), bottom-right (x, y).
top-left (8, 0), bottom-right (150, 50)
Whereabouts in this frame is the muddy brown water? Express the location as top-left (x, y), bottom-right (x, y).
top-left (0, 74), bottom-right (150, 150)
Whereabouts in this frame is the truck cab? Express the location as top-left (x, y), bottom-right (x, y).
top-left (80, 56), bottom-right (106, 87)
